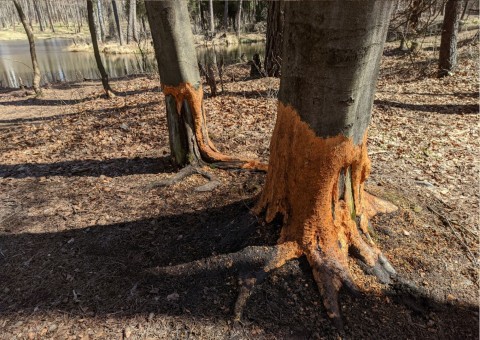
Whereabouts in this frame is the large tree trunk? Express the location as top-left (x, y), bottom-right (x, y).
top-left (264, 0), bottom-right (284, 77)
top-left (111, 0), bottom-right (124, 45)
top-left (255, 1), bottom-right (395, 326)
top-left (87, 0), bottom-right (114, 98)
top-left (438, 0), bottom-right (462, 77)
top-left (13, 0), bottom-right (42, 96)
top-left (144, 0), bottom-right (265, 170)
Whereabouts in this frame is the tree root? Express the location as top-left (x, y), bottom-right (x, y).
top-left (147, 165), bottom-right (221, 192)
top-left (147, 227), bottom-right (396, 332)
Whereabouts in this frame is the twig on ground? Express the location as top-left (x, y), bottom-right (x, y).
top-left (427, 205), bottom-right (478, 266)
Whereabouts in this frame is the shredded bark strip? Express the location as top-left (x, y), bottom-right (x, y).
top-left (162, 82), bottom-right (267, 171)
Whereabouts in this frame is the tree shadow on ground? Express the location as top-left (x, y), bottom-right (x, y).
top-left (375, 100), bottom-right (479, 114)
top-left (0, 100), bottom-right (158, 127)
top-left (0, 157), bottom-right (174, 179)
top-left (221, 89), bottom-right (278, 99)
top-left (0, 96), bottom-right (96, 107)
top-left (0, 200), bottom-right (477, 338)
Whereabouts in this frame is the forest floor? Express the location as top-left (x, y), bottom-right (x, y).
top-left (0, 31), bottom-right (478, 339)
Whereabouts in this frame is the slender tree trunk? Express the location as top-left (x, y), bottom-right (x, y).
top-left (97, 0), bottom-right (106, 42)
top-left (13, 0), bottom-right (41, 96)
top-left (127, 0), bottom-right (137, 43)
top-left (461, 0), bottom-right (470, 20)
top-left (144, 0), bottom-right (265, 170)
top-left (111, 0), bottom-right (124, 45)
top-left (208, 0), bottom-right (215, 36)
top-left (223, 0), bottom-right (228, 30)
top-left (264, 0), bottom-right (284, 77)
top-left (33, 0), bottom-right (44, 32)
top-left (199, 0), bottom-right (206, 31)
top-left (255, 0), bottom-right (395, 328)
top-left (235, 0), bottom-right (242, 37)
top-left (438, 0), bottom-right (462, 77)
top-left (87, 0), bottom-right (114, 97)
top-left (45, 0), bottom-right (55, 32)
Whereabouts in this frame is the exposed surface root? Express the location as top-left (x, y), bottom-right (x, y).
top-left (148, 165), bottom-right (220, 192)
top-left (162, 83), bottom-right (267, 172)
top-left (233, 242), bottom-right (302, 321)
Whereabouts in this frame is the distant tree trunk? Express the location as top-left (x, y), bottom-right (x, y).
top-left (13, 0), bottom-right (41, 96)
top-left (264, 0), bottom-right (284, 77)
top-left (127, 0), bottom-right (137, 43)
top-left (438, 0), bottom-right (462, 77)
top-left (32, 0), bottom-right (45, 32)
top-left (45, 0), bottom-right (55, 33)
top-left (199, 0), bottom-right (206, 31)
top-left (223, 0), bottom-right (228, 30)
top-left (235, 0), bottom-right (242, 37)
top-left (254, 0), bottom-right (395, 328)
top-left (87, 0), bottom-right (114, 98)
top-left (208, 0), bottom-right (215, 36)
top-left (145, 0), bottom-right (265, 170)
top-left (96, 0), bottom-right (106, 42)
top-left (111, 0), bottom-right (124, 45)
top-left (461, 0), bottom-right (470, 20)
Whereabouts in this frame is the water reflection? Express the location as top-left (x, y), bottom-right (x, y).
top-left (0, 38), bottom-right (265, 88)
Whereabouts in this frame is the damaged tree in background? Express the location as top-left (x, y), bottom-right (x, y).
top-left (144, 0), bottom-right (265, 175)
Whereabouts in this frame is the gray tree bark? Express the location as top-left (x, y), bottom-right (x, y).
top-left (13, 0), bottom-right (41, 96)
top-left (264, 0), bottom-right (284, 77)
top-left (145, 0), bottom-right (207, 166)
top-left (438, 0), bottom-right (462, 77)
top-left (87, 0), bottom-right (114, 97)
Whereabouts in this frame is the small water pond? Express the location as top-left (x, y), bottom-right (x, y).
top-left (0, 38), bottom-right (265, 88)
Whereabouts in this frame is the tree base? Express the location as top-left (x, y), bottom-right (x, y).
top-left (162, 82), bottom-right (267, 172)
top-left (248, 103), bottom-right (397, 329)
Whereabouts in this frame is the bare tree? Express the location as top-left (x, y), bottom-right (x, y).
top-left (13, 0), bottom-right (42, 96)
top-left (438, 0), bottom-right (462, 77)
top-left (111, 0), bottom-right (124, 45)
top-left (87, 0), bottom-right (114, 98)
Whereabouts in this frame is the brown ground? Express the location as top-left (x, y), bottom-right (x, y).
top-left (0, 32), bottom-right (478, 339)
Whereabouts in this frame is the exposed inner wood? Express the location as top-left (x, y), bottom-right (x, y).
top-left (254, 101), bottom-right (396, 321)
top-left (162, 82), bottom-right (267, 171)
